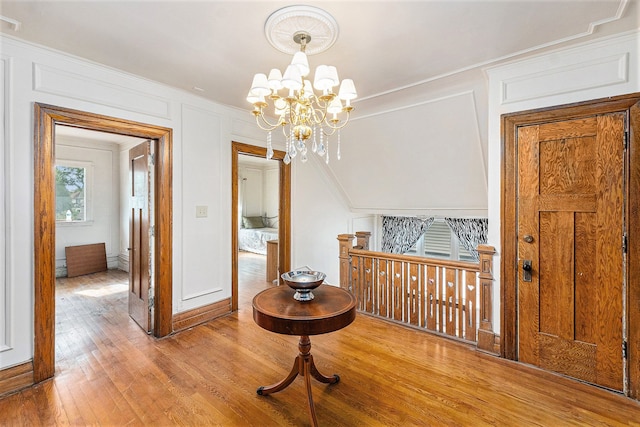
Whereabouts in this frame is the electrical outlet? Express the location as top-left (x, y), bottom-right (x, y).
top-left (196, 205), bottom-right (208, 218)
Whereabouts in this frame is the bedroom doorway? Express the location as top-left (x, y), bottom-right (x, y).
top-left (231, 142), bottom-right (291, 310)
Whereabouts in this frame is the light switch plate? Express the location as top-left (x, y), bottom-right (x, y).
top-left (196, 205), bottom-right (208, 218)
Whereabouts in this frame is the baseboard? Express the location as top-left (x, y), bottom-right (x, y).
top-left (172, 298), bottom-right (232, 332)
top-left (107, 255), bottom-right (119, 270)
top-left (0, 361), bottom-right (34, 397)
top-left (492, 334), bottom-right (501, 354)
top-left (477, 329), bottom-right (500, 355)
top-left (117, 254), bottom-right (129, 272)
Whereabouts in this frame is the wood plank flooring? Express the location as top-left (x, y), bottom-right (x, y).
top-left (1, 252), bottom-right (639, 425)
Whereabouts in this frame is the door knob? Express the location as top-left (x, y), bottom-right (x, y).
top-left (523, 235), bottom-right (534, 243)
top-left (522, 260), bottom-right (532, 282)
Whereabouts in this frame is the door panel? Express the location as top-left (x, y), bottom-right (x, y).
top-left (517, 113), bottom-right (624, 391)
top-left (574, 213), bottom-right (597, 343)
top-left (129, 141), bottom-right (151, 332)
top-left (538, 211), bottom-right (573, 339)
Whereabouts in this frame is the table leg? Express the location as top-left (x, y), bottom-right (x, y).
top-left (256, 357), bottom-right (299, 396)
top-left (256, 335), bottom-right (340, 427)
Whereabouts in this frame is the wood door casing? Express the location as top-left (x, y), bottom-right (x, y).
top-left (33, 103), bottom-right (172, 383)
top-left (231, 142), bottom-right (291, 311)
top-left (517, 114), bottom-right (625, 390)
top-left (129, 141), bottom-right (152, 332)
top-left (502, 93), bottom-right (640, 399)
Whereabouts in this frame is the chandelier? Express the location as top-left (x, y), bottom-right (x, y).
top-left (247, 6), bottom-right (357, 164)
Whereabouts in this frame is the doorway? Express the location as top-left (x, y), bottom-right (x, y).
top-left (231, 142), bottom-right (291, 311)
top-left (501, 93), bottom-right (640, 398)
top-left (54, 126), bottom-right (151, 332)
top-left (34, 103), bottom-right (173, 383)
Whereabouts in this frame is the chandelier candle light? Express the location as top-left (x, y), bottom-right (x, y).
top-left (247, 6), bottom-right (357, 164)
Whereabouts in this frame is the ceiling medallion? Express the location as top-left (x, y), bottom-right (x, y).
top-left (265, 5), bottom-right (339, 56)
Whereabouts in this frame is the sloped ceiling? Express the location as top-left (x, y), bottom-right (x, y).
top-left (334, 90), bottom-right (488, 215)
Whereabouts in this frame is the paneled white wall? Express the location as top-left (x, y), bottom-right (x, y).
top-left (0, 35), bottom-right (259, 368)
top-left (1, 28), bottom-right (637, 371)
top-left (1, 42), bottom-right (34, 368)
top-left (178, 104), bottom-right (227, 311)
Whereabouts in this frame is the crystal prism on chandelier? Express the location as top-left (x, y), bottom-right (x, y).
top-left (246, 8), bottom-right (356, 165)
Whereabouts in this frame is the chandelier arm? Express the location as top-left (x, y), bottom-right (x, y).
top-left (313, 96), bottom-right (330, 109)
top-left (309, 103), bottom-right (326, 125)
top-left (322, 111), bottom-right (352, 132)
top-left (255, 112), bottom-right (281, 131)
top-left (288, 107), bottom-right (301, 127)
top-left (320, 126), bottom-right (337, 137)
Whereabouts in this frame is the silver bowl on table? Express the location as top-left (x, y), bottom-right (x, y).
top-left (281, 270), bottom-right (326, 301)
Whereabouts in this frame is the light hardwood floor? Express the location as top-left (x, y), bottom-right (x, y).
top-left (1, 252), bottom-right (639, 426)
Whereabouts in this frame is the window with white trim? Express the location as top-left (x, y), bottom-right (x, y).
top-left (55, 161), bottom-right (92, 222)
top-left (404, 218), bottom-right (474, 261)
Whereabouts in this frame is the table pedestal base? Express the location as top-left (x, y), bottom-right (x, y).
top-left (257, 335), bottom-right (339, 427)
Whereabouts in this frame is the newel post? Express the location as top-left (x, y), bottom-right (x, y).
top-left (337, 234), bottom-right (355, 290)
top-left (354, 231), bottom-right (371, 250)
top-left (476, 245), bottom-right (498, 354)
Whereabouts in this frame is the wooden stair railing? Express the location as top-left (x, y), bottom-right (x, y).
top-left (338, 233), bottom-right (498, 354)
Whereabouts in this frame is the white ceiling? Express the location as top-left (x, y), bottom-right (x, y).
top-left (1, 1), bottom-right (637, 112)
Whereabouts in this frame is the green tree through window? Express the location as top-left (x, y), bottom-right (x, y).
top-left (56, 165), bottom-right (85, 221)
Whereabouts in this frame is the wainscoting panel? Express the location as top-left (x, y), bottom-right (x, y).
top-left (0, 56), bottom-right (8, 354)
top-left (33, 63), bottom-right (171, 119)
top-left (489, 32), bottom-right (638, 110)
top-left (501, 53), bottom-right (628, 105)
top-left (179, 104), bottom-right (228, 310)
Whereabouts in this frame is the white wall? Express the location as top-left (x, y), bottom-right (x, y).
top-left (54, 136), bottom-right (120, 276)
top-left (238, 161), bottom-right (278, 224)
top-left (264, 168), bottom-right (279, 225)
top-left (239, 167), bottom-right (263, 217)
top-left (291, 155), bottom-right (352, 285)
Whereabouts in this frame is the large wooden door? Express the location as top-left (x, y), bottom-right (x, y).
top-left (517, 113), bottom-right (625, 391)
top-left (129, 141), bottom-right (152, 332)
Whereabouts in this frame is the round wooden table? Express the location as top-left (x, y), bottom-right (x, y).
top-left (252, 284), bottom-right (356, 427)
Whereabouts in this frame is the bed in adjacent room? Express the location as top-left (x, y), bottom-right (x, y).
top-left (238, 216), bottom-right (278, 255)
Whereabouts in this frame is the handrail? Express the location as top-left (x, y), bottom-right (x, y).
top-left (349, 248), bottom-right (479, 271)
